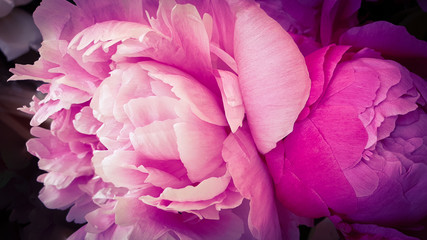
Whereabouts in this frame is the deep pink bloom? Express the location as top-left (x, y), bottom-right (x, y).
top-left (10, 0), bottom-right (311, 238)
top-left (266, 45), bottom-right (427, 238)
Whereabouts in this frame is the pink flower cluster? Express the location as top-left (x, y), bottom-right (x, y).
top-left (10, 0), bottom-right (427, 239)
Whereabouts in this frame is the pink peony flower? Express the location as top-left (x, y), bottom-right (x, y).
top-left (266, 45), bottom-right (427, 238)
top-left (10, 0), bottom-right (311, 239)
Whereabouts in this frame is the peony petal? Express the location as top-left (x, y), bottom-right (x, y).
top-left (33, 0), bottom-right (91, 41)
top-left (170, 3), bottom-right (215, 89)
top-left (98, 150), bottom-right (148, 189)
top-left (124, 96), bottom-right (179, 128)
top-left (73, 106), bottom-right (102, 135)
top-left (141, 61), bottom-right (227, 126)
top-left (343, 161), bottom-right (379, 197)
top-left (215, 70), bottom-right (245, 132)
top-left (282, 105), bottom-right (363, 216)
top-left (234, 2), bottom-right (310, 153)
top-left (163, 175), bottom-right (230, 202)
top-left (68, 21), bottom-right (151, 51)
top-left (130, 119), bottom-right (181, 160)
top-left (174, 120), bottom-right (226, 182)
top-left (222, 127), bottom-right (282, 239)
top-left (265, 140), bottom-right (330, 218)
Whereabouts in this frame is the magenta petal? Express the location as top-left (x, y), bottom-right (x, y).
top-left (223, 127), bottom-right (282, 239)
top-left (282, 105), bottom-right (364, 216)
top-left (234, 2), bottom-right (310, 153)
top-left (266, 141), bottom-right (330, 218)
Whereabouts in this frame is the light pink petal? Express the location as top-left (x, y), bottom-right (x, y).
top-left (33, 0), bottom-right (91, 41)
top-left (174, 120), bottom-right (227, 182)
top-left (124, 96), bottom-right (179, 128)
top-left (90, 70), bottom-right (122, 120)
top-left (85, 208), bottom-right (115, 233)
top-left (215, 70), bottom-right (244, 132)
top-left (73, 106), bottom-right (102, 135)
top-left (9, 58), bottom-right (59, 82)
top-left (155, 175), bottom-right (230, 202)
top-left (234, 2), bottom-right (310, 153)
top-left (170, 3), bottom-right (215, 88)
top-left (130, 119), bottom-right (180, 160)
top-left (98, 150), bottom-right (148, 189)
top-left (113, 65), bottom-right (154, 122)
top-left (222, 127), bottom-right (282, 239)
top-left (68, 21), bottom-right (151, 51)
top-left (141, 61), bottom-right (227, 126)
top-left (144, 167), bottom-right (191, 189)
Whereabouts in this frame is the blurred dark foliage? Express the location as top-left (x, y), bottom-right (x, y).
top-left (0, 0), bottom-right (426, 240)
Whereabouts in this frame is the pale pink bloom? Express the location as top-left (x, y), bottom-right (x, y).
top-left (10, 0), bottom-right (311, 238)
top-left (266, 45), bottom-right (427, 238)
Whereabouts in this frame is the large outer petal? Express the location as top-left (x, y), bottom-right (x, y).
top-left (234, 2), bottom-right (310, 154)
